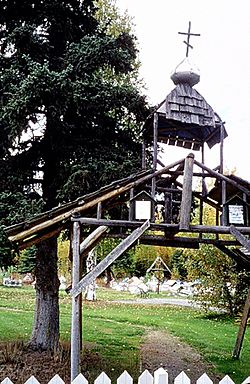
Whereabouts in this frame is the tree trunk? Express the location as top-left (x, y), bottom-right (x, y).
top-left (29, 111), bottom-right (61, 351)
top-left (29, 236), bottom-right (60, 351)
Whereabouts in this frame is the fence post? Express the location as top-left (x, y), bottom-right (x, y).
top-left (71, 221), bottom-right (81, 382)
top-left (154, 368), bottom-right (168, 384)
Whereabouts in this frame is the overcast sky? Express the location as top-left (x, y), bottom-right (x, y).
top-left (116, 0), bottom-right (250, 180)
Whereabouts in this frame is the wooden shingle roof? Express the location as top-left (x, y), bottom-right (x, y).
top-left (143, 83), bottom-right (227, 151)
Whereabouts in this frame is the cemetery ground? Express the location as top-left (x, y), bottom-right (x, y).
top-left (0, 287), bottom-right (249, 384)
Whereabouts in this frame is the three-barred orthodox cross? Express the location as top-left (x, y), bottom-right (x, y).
top-left (178, 21), bottom-right (200, 57)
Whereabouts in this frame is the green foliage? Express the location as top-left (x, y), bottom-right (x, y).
top-left (0, 226), bottom-right (14, 269)
top-left (183, 203), bottom-right (250, 315)
top-left (95, 0), bottom-right (134, 37)
top-left (170, 249), bottom-right (188, 279)
top-left (0, 192), bottom-right (44, 268)
top-left (18, 246), bottom-right (37, 274)
top-left (0, 0), bottom-right (149, 261)
top-left (57, 237), bottom-right (71, 280)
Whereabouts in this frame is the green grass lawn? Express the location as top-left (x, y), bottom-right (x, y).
top-left (0, 286), bottom-right (249, 383)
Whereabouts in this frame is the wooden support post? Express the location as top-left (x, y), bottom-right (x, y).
top-left (71, 220), bottom-right (150, 298)
top-left (129, 188), bottom-right (134, 221)
top-left (164, 192), bottom-right (172, 224)
top-left (97, 202), bottom-right (102, 219)
top-left (199, 145), bottom-right (205, 239)
top-left (221, 180), bottom-right (227, 225)
top-left (151, 113), bottom-right (158, 199)
top-left (243, 193), bottom-right (249, 226)
top-left (232, 286), bottom-right (250, 359)
top-left (220, 124), bottom-right (226, 226)
top-left (179, 154), bottom-right (194, 230)
top-left (79, 255), bottom-right (83, 351)
top-left (142, 140), bottom-right (146, 169)
top-left (71, 221), bottom-right (81, 382)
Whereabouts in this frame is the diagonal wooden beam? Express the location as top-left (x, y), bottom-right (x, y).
top-left (194, 159), bottom-right (250, 197)
top-left (232, 286), bottom-right (250, 359)
top-left (71, 220), bottom-right (150, 298)
top-left (214, 244), bottom-right (250, 269)
top-left (230, 225), bottom-right (250, 253)
top-left (80, 225), bottom-right (108, 256)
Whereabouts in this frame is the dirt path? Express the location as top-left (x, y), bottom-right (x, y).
top-left (140, 330), bottom-right (221, 383)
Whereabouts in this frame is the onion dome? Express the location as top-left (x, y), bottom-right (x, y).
top-left (170, 57), bottom-right (200, 87)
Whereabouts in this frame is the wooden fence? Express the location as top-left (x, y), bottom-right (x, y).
top-left (1, 368), bottom-right (250, 384)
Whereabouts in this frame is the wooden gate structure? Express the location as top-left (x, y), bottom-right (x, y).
top-left (4, 23), bottom-right (250, 382)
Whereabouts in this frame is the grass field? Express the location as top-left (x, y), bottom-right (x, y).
top-left (0, 286), bottom-right (249, 382)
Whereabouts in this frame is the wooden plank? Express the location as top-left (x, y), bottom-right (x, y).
top-left (71, 220), bottom-right (150, 298)
top-left (197, 374), bottom-right (213, 384)
top-left (219, 376), bottom-right (235, 384)
top-left (242, 376), bottom-right (250, 384)
top-left (72, 374), bottom-right (88, 384)
top-left (229, 226), bottom-right (250, 253)
top-left (138, 370), bottom-right (153, 384)
top-left (232, 287), bottom-right (250, 359)
top-left (179, 154), bottom-right (194, 230)
top-left (48, 375), bottom-right (65, 384)
top-left (117, 372), bottom-right (133, 384)
top-left (174, 372), bottom-right (190, 384)
top-left (71, 222), bottom-right (81, 382)
top-left (94, 372), bottom-right (111, 384)
top-left (25, 376), bottom-right (40, 384)
top-left (154, 368), bottom-right (168, 384)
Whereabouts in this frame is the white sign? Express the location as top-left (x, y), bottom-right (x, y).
top-left (135, 200), bottom-right (151, 220)
top-left (228, 204), bottom-right (244, 225)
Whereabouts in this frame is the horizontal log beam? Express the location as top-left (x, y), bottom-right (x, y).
top-left (73, 217), bottom-right (250, 235)
top-left (163, 171), bottom-right (213, 177)
top-left (105, 233), bottom-right (239, 247)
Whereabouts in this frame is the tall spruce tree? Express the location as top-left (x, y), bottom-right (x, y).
top-left (0, 0), bottom-right (149, 350)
